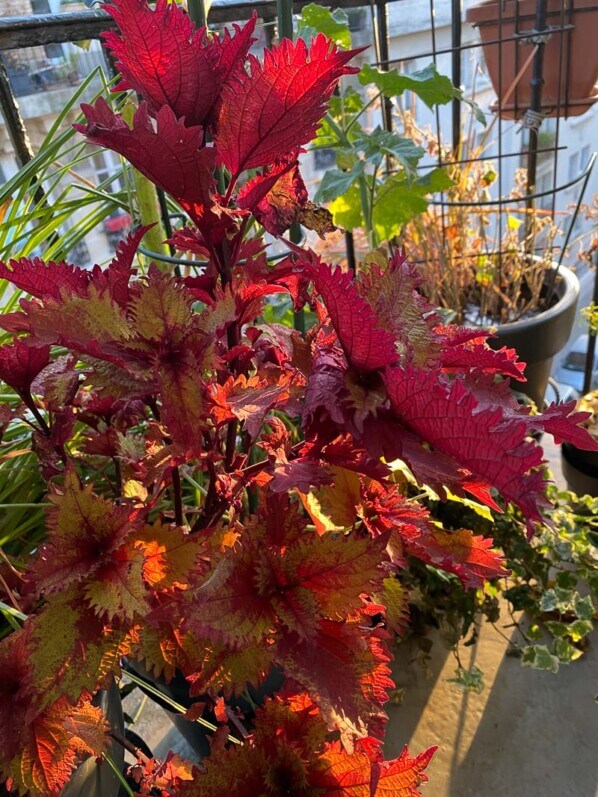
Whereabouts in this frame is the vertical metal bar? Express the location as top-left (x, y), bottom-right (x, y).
top-left (375, 0), bottom-right (393, 136)
top-left (583, 251), bottom-right (598, 395)
top-left (187, 0), bottom-right (207, 28)
top-left (550, 1), bottom-right (566, 220)
top-left (496, 0), bottom-right (504, 292)
top-left (525, 0), bottom-right (548, 222)
top-left (276, 0), bottom-right (305, 331)
top-left (277, 0), bottom-right (294, 40)
top-left (0, 52), bottom-right (48, 208)
top-left (429, 0), bottom-right (448, 278)
top-left (451, 0), bottom-right (461, 154)
top-left (0, 53), bottom-right (35, 167)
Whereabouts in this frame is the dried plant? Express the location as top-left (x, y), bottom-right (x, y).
top-left (402, 127), bottom-right (567, 325)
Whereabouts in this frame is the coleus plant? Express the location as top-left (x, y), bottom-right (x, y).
top-left (0, 1), bottom-right (596, 795)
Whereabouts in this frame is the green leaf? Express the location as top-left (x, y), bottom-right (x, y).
top-left (359, 62), bottom-right (486, 124)
top-left (355, 128), bottom-right (425, 181)
top-left (503, 584), bottom-right (534, 612)
top-left (359, 62), bottom-right (459, 109)
top-left (553, 638), bottom-right (583, 664)
top-left (521, 644), bottom-right (560, 673)
top-left (416, 167), bottom-right (455, 192)
top-left (573, 593), bottom-right (595, 621)
top-left (372, 169), bottom-right (452, 240)
top-left (544, 620), bottom-right (568, 638)
top-left (314, 163), bottom-right (364, 203)
top-left (527, 624), bottom-right (544, 640)
top-left (298, 3), bottom-right (352, 50)
top-left (447, 665), bottom-right (484, 694)
top-left (328, 184), bottom-right (364, 231)
top-left (445, 489), bottom-right (494, 522)
top-left (555, 571), bottom-right (578, 589)
top-left (566, 619), bottom-right (593, 642)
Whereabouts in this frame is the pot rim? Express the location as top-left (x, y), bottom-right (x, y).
top-left (490, 262), bottom-right (579, 334)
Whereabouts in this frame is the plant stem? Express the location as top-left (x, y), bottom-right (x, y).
top-left (124, 670), bottom-right (242, 745)
top-left (20, 392), bottom-right (50, 436)
top-left (344, 92), bottom-right (382, 136)
top-left (108, 730), bottom-right (151, 765)
top-left (171, 466), bottom-right (184, 527)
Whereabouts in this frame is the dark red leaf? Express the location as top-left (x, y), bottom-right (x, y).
top-left (313, 265), bottom-right (398, 373)
top-left (215, 35), bottom-right (360, 177)
top-left (75, 100), bottom-right (217, 228)
top-left (0, 340), bottom-right (50, 395)
top-left (103, 0), bottom-right (220, 126)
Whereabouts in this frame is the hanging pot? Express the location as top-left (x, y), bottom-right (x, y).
top-left (466, 0), bottom-right (598, 119)
top-left (486, 264), bottom-right (579, 408)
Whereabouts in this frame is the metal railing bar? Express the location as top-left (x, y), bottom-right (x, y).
top-left (0, 0), bottom-right (390, 50)
top-left (382, 24), bottom-right (576, 66)
top-left (428, 152), bottom-right (596, 207)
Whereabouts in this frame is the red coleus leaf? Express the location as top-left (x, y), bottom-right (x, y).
top-left (103, 0), bottom-right (251, 127)
top-left (238, 157), bottom-right (335, 237)
top-left (29, 469), bottom-right (143, 595)
top-left (0, 256), bottom-right (91, 301)
top-left (76, 100), bottom-right (217, 228)
top-left (276, 619), bottom-right (394, 747)
top-left (129, 751), bottom-right (194, 795)
top-left (384, 366), bottom-right (550, 527)
top-left (0, 340), bottom-right (50, 395)
top-left (215, 34), bottom-right (359, 177)
top-left (238, 156), bottom-right (306, 235)
top-left (530, 399), bottom-right (598, 450)
top-left (102, 224), bottom-right (148, 306)
top-left (2, 689), bottom-right (108, 797)
top-left (211, 374), bottom-right (290, 438)
top-left (313, 264), bottom-right (398, 373)
top-left (356, 250), bottom-right (438, 368)
top-left (0, 628), bottom-right (112, 796)
top-left (207, 13), bottom-right (259, 96)
top-left (312, 740), bottom-right (436, 797)
top-left (179, 692), bottom-right (434, 797)
top-left (402, 525), bottom-right (509, 588)
top-left (184, 522), bottom-right (384, 647)
top-left (438, 325), bottom-right (526, 382)
top-left (24, 588), bottom-right (134, 711)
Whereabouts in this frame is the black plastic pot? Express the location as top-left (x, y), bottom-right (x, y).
top-left (488, 265), bottom-right (579, 408)
top-left (561, 440), bottom-right (598, 497)
top-left (126, 660), bottom-right (285, 757)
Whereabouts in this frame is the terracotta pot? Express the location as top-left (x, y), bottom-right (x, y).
top-left (488, 264), bottom-right (579, 407)
top-left (466, 0), bottom-right (598, 119)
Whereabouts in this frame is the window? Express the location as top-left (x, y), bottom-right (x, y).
top-left (31, 0), bottom-right (51, 12)
top-left (92, 150), bottom-right (123, 191)
top-left (568, 151), bottom-right (580, 182)
top-left (580, 145), bottom-right (591, 170)
top-left (313, 148), bottom-right (336, 171)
